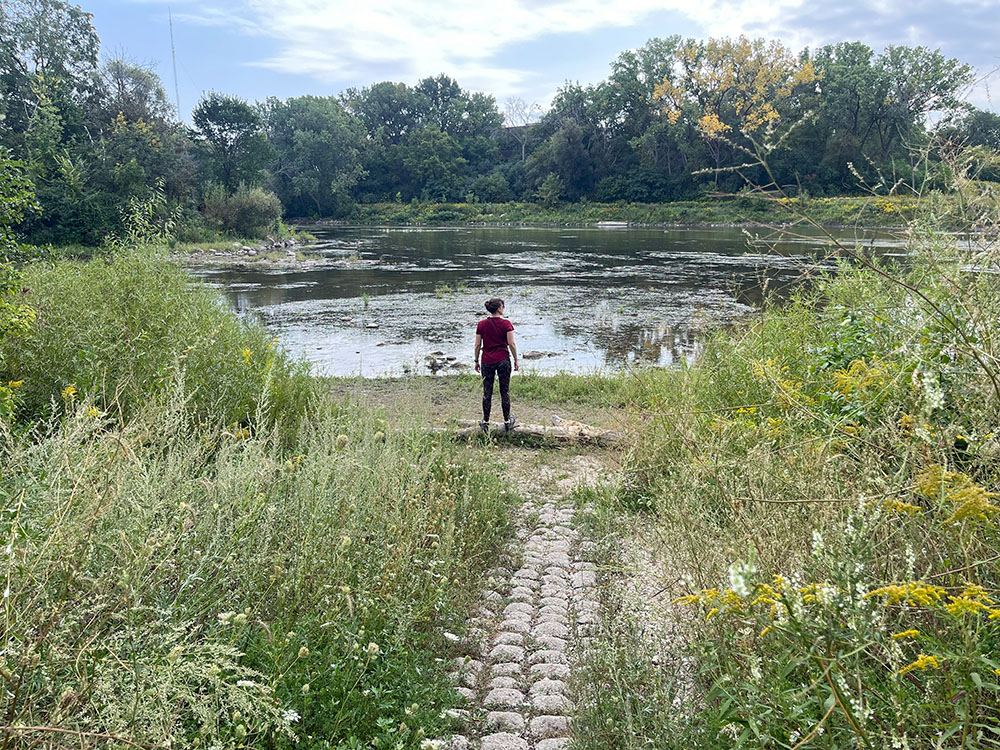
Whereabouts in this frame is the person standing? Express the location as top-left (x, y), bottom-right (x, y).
top-left (474, 297), bottom-right (518, 432)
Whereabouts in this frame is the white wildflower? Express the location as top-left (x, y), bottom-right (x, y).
top-left (811, 530), bottom-right (824, 557)
top-left (281, 709), bottom-right (301, 723)
top-left (921, 371), bottom-right (945, 411)
top-left (728, 561), bottom-right (755, 598)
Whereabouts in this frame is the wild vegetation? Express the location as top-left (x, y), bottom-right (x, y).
top-left (2, 1), bottom-right (998, 247)
top-left (573, 151), bottom-right (1000, 747)
top-left (4, 2), bottom-right (1000, 748)
top-left (0, 171), bottom-right (516, 748)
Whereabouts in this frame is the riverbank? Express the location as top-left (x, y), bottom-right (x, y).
top-left (311, 194), bottom-right (936, 229)
top-left (4, 214), bottom-right (998, 746)
top-left (19, 230), bottom-right (317, 263)
top-left (0, 253), bottom-right (519, 749)
top-left (327, 217), bottom-right (1000, 747)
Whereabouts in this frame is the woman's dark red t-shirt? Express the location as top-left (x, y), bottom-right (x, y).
top-left (477, 317), bottom-right (514, 365)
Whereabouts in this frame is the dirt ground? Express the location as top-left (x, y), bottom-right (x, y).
top-left (327, 376), bottom-right (631, 434)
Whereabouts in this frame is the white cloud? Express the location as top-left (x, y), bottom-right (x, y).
top-left (161, 0), bottom-right (999, 106)
top-left (170, 0), bottom-right (807, 97)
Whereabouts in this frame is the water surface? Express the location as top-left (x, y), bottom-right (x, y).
top-left (193, 225), bottom-right (899, 376)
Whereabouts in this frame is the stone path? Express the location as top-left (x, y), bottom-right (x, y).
top-left (433, 454), bottom-right (603, 750)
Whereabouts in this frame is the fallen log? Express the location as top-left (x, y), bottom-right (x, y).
top-left (439, 415), bottom-right (623, 445)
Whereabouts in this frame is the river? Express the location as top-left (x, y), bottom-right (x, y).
top-left (193, 224), bottom-right (902, 377)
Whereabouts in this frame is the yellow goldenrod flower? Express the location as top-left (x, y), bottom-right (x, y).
top-left (891, 629), bottom-right (920, 639)
top-left (867, 581), bottom-right (945, 607)
top-left (898, 413), bottom-right (915, 434)
top-left (61, 384), bottom-right (77, 400)
top-left (705, 607), bottom-right (720, 621)
top-left (944, 585), bottom-right (997, 617)
top-left (945, 597), bottom-right (989, 617)
top-left (672, 594), bottom-right (702, 606)
top-left (882, 498), bottom-right (922, 515)
top-left (833, 359), bottom-right (889, 396)
top-left (241, 347), bottom-right (253, 364)
top-left (899, 654), bottom-right (939, 675)
top-left (944, 485), bottom-right (999, 524)
top-left (916, 465), bottom-right (999, 523)
top-left (86, 406), bottom-right (100, 418)
top-left (7, 380), bottom-right (23, 389)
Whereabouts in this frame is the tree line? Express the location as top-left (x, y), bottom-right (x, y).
top-left (2, 0), bottom-right (998, 244)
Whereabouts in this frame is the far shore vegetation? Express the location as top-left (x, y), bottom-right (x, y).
top-left (2, 0), bottom-right (997, 249)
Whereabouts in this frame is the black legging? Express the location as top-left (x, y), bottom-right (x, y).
top-left (482, 358), bottom-right (512, 422)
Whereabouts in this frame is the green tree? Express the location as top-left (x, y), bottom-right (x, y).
top-left (192, 92), bottom-right (272, 190)
top-left (85, 56), bottom-right (173, 125)
top-left (535, 172), bottom-right (564, 207)
top-left (531, 119), bottom-right (594, 199)
top-left (0, 0), bottom-right (99, 143)
top-left (342, 81), bottom-right (429, 145)
top-left (266, 95), bottom-right (365, 216)
top-left (401, 125), bottom-right (467, 201)
top-left (808, 42), bottom-right (972, 190)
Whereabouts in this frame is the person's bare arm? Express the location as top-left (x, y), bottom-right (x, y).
top-left (507, 329), bottom-right (519, 371)
top-left (474, 333), bottom-right (482, 373)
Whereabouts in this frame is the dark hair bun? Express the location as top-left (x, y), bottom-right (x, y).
top-left (485, 297), bottom-right (504, 313)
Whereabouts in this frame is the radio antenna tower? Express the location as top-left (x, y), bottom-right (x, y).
top-left (169, 6), bottom-right (181, 117)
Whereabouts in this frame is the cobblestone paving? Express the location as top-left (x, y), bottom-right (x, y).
top-left (433, 454), bottom-right (603, 750)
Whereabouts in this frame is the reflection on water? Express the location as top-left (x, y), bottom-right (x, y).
top-left (191, 225), bottom-right (897, 376)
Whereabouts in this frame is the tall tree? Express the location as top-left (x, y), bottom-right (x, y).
top-left (0, 0), bottom-right (99, 145)
top-left (86, 56), bottom-right (173, 126)
top-left (504, 97), bottom-right (541, 162)
top-left (401, 125), bottom-right (466, 201)
top-left (192, 92), bottom-right (271, 190)
top-left (342, 81), bottom-right (429, 145)
top-left (266, 95), bottom-right (365, 216)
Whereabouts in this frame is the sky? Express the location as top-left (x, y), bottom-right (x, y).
top-left (77, 0), bottom-right (1000, 122)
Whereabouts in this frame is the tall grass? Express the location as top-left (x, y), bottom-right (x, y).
top-left (2, 252), bottom-right (313, 432)
top-left (1, 254), bottom-right (516, 748)
top-left (577, 172), bottom-right (1000, 747)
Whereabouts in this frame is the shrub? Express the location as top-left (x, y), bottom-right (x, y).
top-left (0, 253), bottom-right (313, 430)
top-left (468, 172), bottom-right (513, 203)
top-left (203, 183), bottom-right (283, 238)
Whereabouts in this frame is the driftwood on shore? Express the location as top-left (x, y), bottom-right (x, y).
top-left (436, 415), bottom-right (623, 445)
